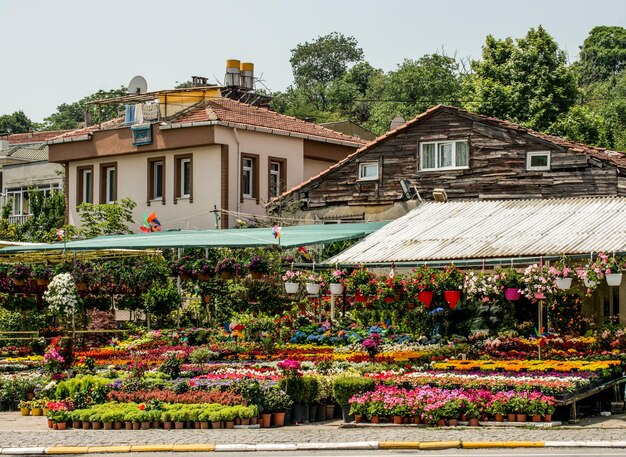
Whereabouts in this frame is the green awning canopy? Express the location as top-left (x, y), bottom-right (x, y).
top-left (0, 222), bottom-right (387, 254)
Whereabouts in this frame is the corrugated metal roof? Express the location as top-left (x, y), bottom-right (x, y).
top-left (328, 197), bottom-right (626, 265)
top-left (0, 143), bottom-right (48, 162)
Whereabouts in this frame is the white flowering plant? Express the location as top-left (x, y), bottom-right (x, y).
top-left (464, 271), bottom-right (501, 302)
top-left (522, 264), bottom-right (556, 300)
top-left (44, 273), bottom-right (79, 315)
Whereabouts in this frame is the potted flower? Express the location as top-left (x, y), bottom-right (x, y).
top-left (171, 256), bottom-right (196, 280)
top-left (282, 270), bottom-right (301, 294)
top-left (8, 263), bottom-right (30, 286)
top-left (193, 258), bottom-right (213, 281)
top-left (328, 268), bottom-right (346, 295)
top-left (71, 261), bottom-right (92, 291)
top-left (215, 258), bottom-right (241, 280)
top-left (522, 264), bottom-right (555, 300)
top-left (550, 256), bottom-right (572, 290)
top-left (304, 272), bottom-right (324, 295)
top-left (31, 265), bottom-right (53, 287)
top-left (576, 257), bottom-right (603, 290)
top-left (497, 268), bottom-right (523, 301)
top-left (246, 256), bottom-right (270, 280)
top-left (345, 266), bottom-right (377, 303)
top-left (464, 271), bottom-right (500, 303)
top-left (599, 252), bottom-right (623, 286)
top-left (408, 266), bottom-right (437, 308)
top-left (439, 265), bottom-right (463, 308)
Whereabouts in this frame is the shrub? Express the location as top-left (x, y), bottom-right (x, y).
top-left (332, 377), bottom-right (376, 406)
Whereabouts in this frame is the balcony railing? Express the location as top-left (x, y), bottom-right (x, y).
top-left (8, 214), bottom-right (31, 225)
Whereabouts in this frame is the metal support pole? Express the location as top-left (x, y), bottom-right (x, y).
top-left (176, 248), bottom-right (182, 328)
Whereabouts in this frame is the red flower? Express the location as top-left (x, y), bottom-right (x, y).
top-left (139, 404), bottom-right (145, 410)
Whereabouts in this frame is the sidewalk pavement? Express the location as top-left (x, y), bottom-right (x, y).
top-left (3, 412), bottom-right (626, 453)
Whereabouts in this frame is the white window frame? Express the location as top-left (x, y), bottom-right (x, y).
top-left (152, 160), bottom-right (163, 200)
top-left (82, 169), bottom-right (93, 203)
top-left (105, 167), bottom-right (116, 204)
top-left (526, 151), bottom-right (551, 171)
top-left (180, 158), bottom-right (191, 198)
top-left (242, 158), bottom-right (253, 198)
top-left (358, 162), bottom-right (379, 181)
top-left (419, 140), bottom-right (469, 171)
top-left (269, 161), bottom-right (281, 198)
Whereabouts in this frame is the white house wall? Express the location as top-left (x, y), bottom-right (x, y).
top-left (3, 161), bottom-right (63, 189)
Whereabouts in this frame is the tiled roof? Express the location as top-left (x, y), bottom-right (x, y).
top-left (172, 98), bottom-right (367, 146)
top-left (268, 105), bottom-right (626, 205)
top-left (5, 130), bottom-right (69, 145)
top-left (48, 118), bottom-right (124, 142)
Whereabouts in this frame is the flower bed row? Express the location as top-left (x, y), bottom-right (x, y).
top-left (348, 385), bottom-right (556, 425)
top-left (433, 359), bottom-right (621, 373)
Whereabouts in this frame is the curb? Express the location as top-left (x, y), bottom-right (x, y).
top-left (3, 440), bottom-right (626, 454)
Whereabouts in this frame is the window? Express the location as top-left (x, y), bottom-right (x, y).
top-left (527, 151), bottom-right (550, 171)
top-left (100, 163), bottom-right (117, 204)
top-left (420, 140), bottom-right (469, 171)
top-left (241, 153), bottom-right (259, 202)
top-left (147, 157), bottom-right (165, 204)
top-left (77, 165), bottom-right (94, 205)
top-left (174, 154), bottom-right (193, 203)
top-left (6, 184), bottom-right (61, 223)
top-left (358, 162), bottom-right (379, 181)
top-left (268, 157), bottom-right (287, 199)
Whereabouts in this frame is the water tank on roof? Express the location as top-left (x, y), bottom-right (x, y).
top-left (225, 59), bottom-right (241, 87)
top-left (240, 62), bottom-right (254, 90)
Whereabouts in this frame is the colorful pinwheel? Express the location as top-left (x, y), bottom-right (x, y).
top-left (140, 212), bottom-right (162, 233)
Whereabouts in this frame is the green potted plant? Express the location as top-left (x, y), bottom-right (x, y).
top-left (497, 268), bottom-right (523, 301)
top-left (208, 409), bottom-right (224, 429)
top-left (31, 264), bottom-right (53, 286)
top-left (439, 264), bottom-right (463, 308)
top-left (215, 258), bottom-right (241, 280)
top-left (332, 377), bottom-right (376, 423)
top-left (193, 258), bottom-right (213, 281)
top-left (161, 410), bottom-right (173, 430)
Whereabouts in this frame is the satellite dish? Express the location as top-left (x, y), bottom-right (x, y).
top-left (128, 75), bottom-right (148, 95)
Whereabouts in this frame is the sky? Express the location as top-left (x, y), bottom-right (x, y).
top-left (1, 0), bottom-right (625, 123)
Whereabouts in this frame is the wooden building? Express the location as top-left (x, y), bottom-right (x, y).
top-left (268, 105), bottom-right (626, 222)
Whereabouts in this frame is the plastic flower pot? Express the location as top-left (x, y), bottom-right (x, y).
top-left (534, 292), bottom-right (546, 300)
top-left (197, 273), bottom-right (211, 281)
top-left (583, 278), bottom-right (597, 288)
top-left (555, 278), bottom-right (572, 290)
top-left (444, 290), bottom-right (461, 308)
top-left (504, 288), bottom-right (521, 301)
top-left (306, 283), bottom-right (321, 295)
top-left (330, 283), bottom-right (344, 295)
top-left (251, 271), bottom-right (263, 280)
top-left (418, 291), bottom-right (434, 308)
top-left (606, 273), bottom-right (623, 286)
top-left (285, 282), bottom-right (299, 294)
top-left (220, 271), bottom-right (232, 280)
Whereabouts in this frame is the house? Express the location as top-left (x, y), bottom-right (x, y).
top-left (268, 105), bottom-right (626, 222)
top-left (0, 132), bottom-right (66, 224)
top-left (47, 91), bottom-right (366, 230)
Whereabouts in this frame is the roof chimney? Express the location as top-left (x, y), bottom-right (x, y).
top-left (390, 115), bottom-right (406, 131)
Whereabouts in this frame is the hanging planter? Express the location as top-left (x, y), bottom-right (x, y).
top-left (251, 271), bottom-right (264, 280)
top-left (220, 271), bottom-right (232, 280)
top-left (306, 283), bottom-right (321, 295)
top-left (583, 278), bottom-right (597, 288)
top-left (504, 288), bottom-right (521, 301)
top-left (443, 290), bottom-right (461, 308)
top-left (197, 273), bottom-right (211, 281)
top-left (75, 282), bottom-right (86, 291)
top-left (285, 282), bottom-right (299, 294)
top-left (534, 291), bottom-right (546, 300)
top-left (12, 278), bottom-right (25, 286)
top-left (555, 278), bottom-right (572, 290)
top-left (417, 291), bottom-right (434, 308)
top-left (36, 279), bottom-right (49, 287)
top-left (329, 283), bottom-right (344, 295)
top-left (606, 273), bottom-right (623, 287)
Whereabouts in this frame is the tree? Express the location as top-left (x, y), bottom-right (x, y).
top-left (464, 26), bottom-right (578, 132)
top-left (77, 197), bottom-right (137, 238)
top-left (20, 188), bottom-right (66, 242)
top-left (0, 111), bottom-right (36, 134)
top-left (289, 32), bottom-right (364, 112)
top-left (327, 62), bottom-right (385, 123)
top-left (367, 54), bottom-right (462, 134)
top-left (43, 87), bottom-right (127, 131)
top-left (577, 26), bottom-right (626, 84)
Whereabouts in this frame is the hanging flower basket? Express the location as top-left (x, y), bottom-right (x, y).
top-left (36, 279), bottom-right (49, 287)
top-left (285, 282), bottom-right (299, 294)
top-left (197, 273), bottom-right (211, 281)
top-left (504, 288), bottom-right (521, 301)
top-left (443, 290), bottom-right (461, 308)
top-left (329, 283), bottom-right (344, 295)
top-left (555, 278), bottom-right (572, 290)
top-left (606, 273), bottom-right (623, 287)
top-left (583, 278), bottom-right (597, 288)
top-left (306, 283), bottom-right (321, 295)
top-left (417, 291), bottom-right (434, 308)
top-left (220, 271), bottom-right (232, 280)
top-left (534, 292), bottom-right (546, 300)
top-left (251, 271), bottom-right (264, 280)
top-left (75, 282), bottom-right (86, 291)
top-left (12, 278), bottom-right (25, 286)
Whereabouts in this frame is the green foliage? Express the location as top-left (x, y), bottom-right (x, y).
top-left (77, 197), bottom-right (136, 238)
top-left (577, 26), bottom-right (626, 84)
top-left (20, 189), bottom-right (66, 242)
top-left (332, 377), bottom-right (376, 406)
top-left (142, 281), bottom-right (181, 328)
top-left (42, 87), bottom-right (127, 131)
top-left (0, 111), bottom-right (36, 134)
top-left (367, 54), bottom-right (462, 134)
top-left (464, 25), bottom-right (578, 132)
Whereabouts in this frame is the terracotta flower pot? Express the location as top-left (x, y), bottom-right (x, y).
top-left (163, 422), bottom-right (172, 430)
top-left (141, 421), bottom-right (150, 430)
top-left (56, 422), bottom-right (67, 431)
top-left (354, 415), bottom-right (363, 423)
top-left (531, 414), bottom-right (541, 422)
top-left (48, 419), bottom-right (54, 429)
top-left (124, 421), bottom-right (132, 430)
top-left (448, 418), bottom-right (458, 426)
top-left (370, 415), bottom-right (380, 424)
top-left (437, 419), bottom-right (447, 427)
top-left (468, 418), bottom-right (480, 426)
top-left (261, 413), bottom-right (272, 428)
top-left (507, 414), bottom-right (516, 422)
top-left (200, 422), bottom-right (209, 429)
top-left (12, 278), bottom-right (25, 286)
top-left (393, 415), bottom-right (403, 425)
top-left (544, 414), bottom-right (552, 422)
top-left (241, 418), bottom-right (250, 426)
top-left (413, 416), bottom-right (421, 424)
top-left (36, 279), bottom-right (49, 287)
top-left (225, 421), bottom-right (234, 429)
top-left (211, 421), bottom-right (222, 429)
top-left (175, 421), bottom-right (185, 429)
top-left (114, 421), bottom-right (122, 430)
top-left (82, 421), bottom-right (91, 430)
top-left (494, 414), bottom-right (504, 422)
top-left (272, 412), bottom-right (286, 427)
top-left (516, 414), bottom-right (527, 422)
top-left (103, 422), bottom-right (112, 430)
top-left (132, 422), bottom-right (140, 430)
